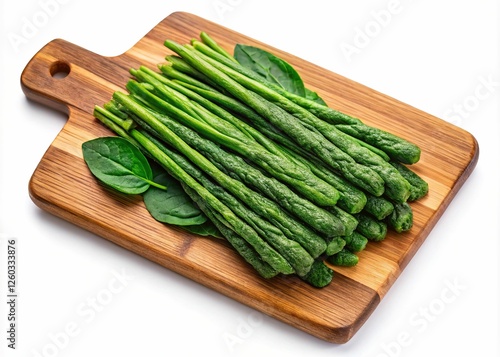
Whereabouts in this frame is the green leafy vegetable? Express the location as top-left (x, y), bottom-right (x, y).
top-left (83, 31), bottom-right (430, 288)
top-left (233, 44), bottom-right (327, 106)
top-left (143, 172), bottom-right (207, 226)
top-left (234, 44), bottom-right (306, 97)
top-left (82, 137), bottom-right (165, 194)
top-left (304, 88), bottom-right (328, 106)
top-left (181, 220), bottom-right (222, 238)
top-left (165, 40), bottom-right (386, 197)
top-left (192, 45), bottom-right (412, 202)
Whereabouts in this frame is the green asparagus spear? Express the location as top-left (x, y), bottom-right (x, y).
top-left (388, 202), bottom-right (413, 233)
top-left (327, 249), bottom-right (359, 267)
top-left (131, 108), bottom-right (338, 247)
top-left (122, 125), bottom-right (293, 274)
top-left (127, 77), bottom-right (340, 208)
top-left (191, 35), bottom-right (421, 164)
top-left (190, 44), bottom-right (411, 202)
top-left (343, 232), bottom-right (368, 253)
top-left (112, 92), bottom-right (328, 258)
top-left (355, 213), bottom-right (388, 242)
top-left (131, 67), bottom-right (346, 236)
top-left (302, 260), bottom-right (334, 288)
top-left (159, 141), bottom-right (315, 277)
top-left (182, 184), bottom-right (279, 278)
top-left (199, 31), bottom-right (237, 62)
top-left (164, 40), bottom-right (385, 197)
top-left (334, 124), bottom-right (420, 164)
top-left (328, 206), bottom-right (358, 237)
top-left (325, 237), bottom-right (346, 256)
top-left (135, 129), bottom-right (316, 276)
top-left (94, 105), bottom-right (285, 278)
top-left (363, 195), bottom-right (395, 221)
top-left (168, 79), bottom-right (369, 214)
top-left (125, 78), bottom-right (344, 236)
top-left (390, 161), bottom-right (429, 201)
top-left (163, 56), bottom-right (217, 88)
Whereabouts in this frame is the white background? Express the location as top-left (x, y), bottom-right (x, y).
top-left (0, 1), bottom-right (498, 356)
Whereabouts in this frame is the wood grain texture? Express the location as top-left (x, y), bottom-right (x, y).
top-left (20, 12), bottom-right (478, 343)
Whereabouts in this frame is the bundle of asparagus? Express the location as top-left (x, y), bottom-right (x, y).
top-left (86, 32), bottom-right (428, 287)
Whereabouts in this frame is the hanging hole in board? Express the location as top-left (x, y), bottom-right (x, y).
top-left (50, 61), bottom-right (71, 79)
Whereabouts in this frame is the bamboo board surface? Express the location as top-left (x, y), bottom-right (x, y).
top-left (20, 12), bottom-right (478, 344)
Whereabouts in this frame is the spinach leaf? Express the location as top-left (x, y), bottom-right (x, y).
top-left (234, 44), bottom-right (327, 105)
top-left (234, 44), bottom-right (306, 97)
top-left (182, 221), bottom-right (223, 239)
top-left (82, 137), bottom-right (164, 194)
top-left (305, 88), bottom-right (328, 106)
top-left (143, 172), bottom-right (207, 226)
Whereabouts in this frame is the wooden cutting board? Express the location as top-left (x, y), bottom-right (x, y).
top-left (20, 11), bottom-right (478, 344)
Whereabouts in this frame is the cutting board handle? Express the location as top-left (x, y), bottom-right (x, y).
top-left (21, 38), bottom-right (129, 116)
